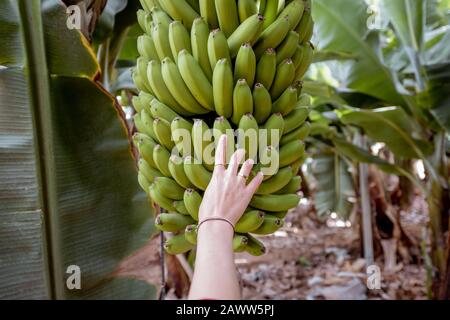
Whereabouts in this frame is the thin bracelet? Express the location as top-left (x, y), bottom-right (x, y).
top-left (197, 217), bottom-right (234, 231)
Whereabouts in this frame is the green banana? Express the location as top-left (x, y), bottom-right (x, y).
top-left (279, 140), bottom-right (305, 167)
top-left (133, 71), bottom-right (149, 94)
top-left (250, 193), bottom-right (300, 212)
top-left (155, 212), bottom-right (195, 232)
top-left (258, 0), bottom-right (267, 13)
top-left (184, 188), bottom-right (202, 221)
top-left (271, 211), bottom-right (288, 218)
top-left (139, 110), bottom-right (158, 140)
top-left (233, 234), bottom-right (249, 252)
top-left (256, 166), bottom-right (293, 194)
top-left (138, 158), bottom-right (162, 181)
top-left (235, 210), bottom-right (265, 233)
top-left (186, 0), bottom-right (200, 12)
top-left (151, 6), bottom-right (171, 28)
top-left (275, 176), bottom-right (301, 194)
top-left (253, 83), bottom-right (272, 124)
top-left (137, 9), bottom-right (148, 32)
top-left (255, 48), bottom-right (277, 90)
top-left (244, 234), bottom-right (266, 256)
top-left (237, 113), bottom-right (259, 160)
top-left (254, 15), bottom-right (290, 58)
top-left (199, 0), bottom-right (219, 29)
top-left (207, 29), bottom-right (231, 70)
top-left (152, 22), bottom-right (173, 61)
top-left (137, 35), bottom-right (159, 61)
top-left (270, 58), bottom-right (295, 100)
top-left (296, 7), bottom-right (311, 42)
top-left (164, 233), bottom-right (195, 254)
top-left (262, 112), bottom-right (284, 147)
top-left (215, 0), bottom-right (240, 37)
top-left (150, 99), bottom-right (179, 122)
top-left (184, 224), bottom-right (198, 245)
top-left (262, 0), bottom-right (278, 29)
top-left (303, 18), bottom-right (314, 44)
top-left (291, 44), bottom-right (304, 70)
top-left (147, 60), bottom-right (191, 116)
top-left (212, 59), bottom-right (234, 118)
top-left (253, 214), bottom-right (284, 235)
top-left (272, 84), bottom-right (299, 115)
top-left (280, 122), bottom-right (310, 145)
top-left (234, 43), bottom-right (256, 87)
top-left (171, 117), bottom-right (193, 157)
top-left (153, 144), bottom-right (172, 177)
top-left (187, 248), bottom-right (196, 268)
top-left (161, 57), bottom-right (209, 114)
top-left (159, 0), bottom-right (199, 30)
top-left (174, 201), bottom-right (190, 216)
top-left (283, 105), bottom-right (310, 133)
top-left (279, 0), bottom-right (304, 30)
top-left (254, 145), bottom-right (279, 180)
top-left (275, 31), bottom-right (299, 64)
top-left (290, 157), bottom-right (303, 176)
top-left (178, 50), bottom-right (214, 111)
top-left (213, 116), bottom-right (235, 162)
top-left (150, 184), bottom-right (176, 211)
top-left (183, 156), bottom-right (212, 191)
top-left (232, 79), bottom-right (253, 125)
top-left (168, 21), bottom-right (191, 63)
top-left (191, 18), bottom-right (213, 81)
top-left (169, 155), bottom-right (193, 188)
top-left (133, 133), bottom-right (157, 167)
top-left (238, 0), bottom-right (257, 23)
top-left (137, 57), bottom-right (151, 90)
top-left (295, 42), bottom-right (314, 80)
top-left (228, 14), bottom-right (264, 57)
top-left (133, 91), bottom-right (154, 113)
top-left (192, 119), bottom-right (215, 171)
top-left (153, 117), bottom-right (175, 150)
top-left (138, 171), bottom-right (151, 193)
top-left (154, 176), bottom-right (185, 200)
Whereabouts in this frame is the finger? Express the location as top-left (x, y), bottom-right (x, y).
top-left (238, 159), bottom-right (254, 184)
top-left (214, 134), bottom-right (227, 166)
top-left (246, 171), bottom-right (264, 195)
top-left (227, 148), bottom-right (245, 176)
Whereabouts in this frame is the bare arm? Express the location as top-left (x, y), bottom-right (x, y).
top-left (188, 135), bottom-right (263, 300)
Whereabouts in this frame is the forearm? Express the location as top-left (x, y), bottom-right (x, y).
top-left (188, 221), bottom-right (241, 300)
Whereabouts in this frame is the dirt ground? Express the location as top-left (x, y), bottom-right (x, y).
top-left (236, 199), bottom-right (428, 300)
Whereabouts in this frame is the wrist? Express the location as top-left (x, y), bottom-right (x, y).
top-left (197, 219), bottom-right (234, 239)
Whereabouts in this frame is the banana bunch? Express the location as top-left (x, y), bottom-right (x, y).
top-left (133, 0), bottom-right (314, 257)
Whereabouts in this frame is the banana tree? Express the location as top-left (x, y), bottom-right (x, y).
top-left (311, 0), bottom-right (450, 298)
top-left (0, 0), bottom-right (156, 299)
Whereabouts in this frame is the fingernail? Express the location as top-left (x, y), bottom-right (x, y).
top-left (247, 159), bottom-right (254, 165)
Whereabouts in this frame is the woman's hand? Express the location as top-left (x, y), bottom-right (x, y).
top-left (198, 134), bottom-right (264, 226)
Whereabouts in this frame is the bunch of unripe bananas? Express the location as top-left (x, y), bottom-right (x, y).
top-left (132, 0), bottom-right (314, 257)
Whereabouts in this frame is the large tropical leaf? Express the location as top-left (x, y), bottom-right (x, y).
top-left (0, 0), bottom-right (154, 299)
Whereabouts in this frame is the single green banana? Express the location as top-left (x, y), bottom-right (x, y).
top-left (256, 166), bottom-right (293, 194)
top-left (150, 99), bottom-right (179, 122)
top-left (137, 9), bottom-right (148, 32)
top-left (295, 42), bottom-right (314, 80)
top-left (303, 18), bottom-right (314, 44)
top-left (270, 58), bottom-right (295, 100)
top-left (262, 0), bottom-right (278, 29)
top-left (237, 113), bottom-right (259, 160)
top-left (184, 188), bottom-right (202, 221)
top-left (159, 0), bottom-right (199, 30)
top-left (153, 117), bottom-right (175, 150)
top-left (133, 71), bottom-right (149, 94)
top-left (296, 7), bottom-right (311, 42)
top-left (227, 13), bottom-right (264, 57)
top-left (235, 210), bottom-right (265, 233)
top-left (174, 200), bottom-right (190, 215)
top-left (186, 0), bottom-right (200, 12)
top-left (183, 156), bottom-right (212, 191)
top-left (139, 110), bottom-right (159, 140)
top-left (152, 22), bottom-right (173, 61)
top-left (213, 116), bottom-right (235, 162)
top-left (138, 171), bottom-right (151, 193)
top-left (290, 157), bottom-right (303, 176)
top-left (150, 184), bottom-right (177, 211)
top-left (234, 43), bottom-right (256, 87)
top-left (155, 213), bottom-right (195, 232)
top-left (255, 48), bottom-right (277, 90)
top-left (161, 57), bottom-right (209, 114)
top-left (164, 233), bottom-right (195, 255)
top-left (254, 15), bottom-right (290, 58)
top-left (137, 35), bottom-right (159, 61)
top-left (151, 6), bottom-right (171, 27)
top-left (191, 18), bottom-right (213, 81)
top-left (253, 214), bottom-right (284, 235)
top-left (153, 144), bottom-right (172, 177)
top-left (272, 84), bottom-right (299, 115)
top-left (271, 211), bottom-right (288, 218)
top-left (238, 0), bottom-right (258, 23)
top-left (244, 234), bottom-right (266, 256)
top-left (279, 140), bottom-right (305, 167)
top-left (171, 117), bottom-right (193, 157)
top-left (178, 50), bottom-right (214, 111)
top-left (232, 79), bottom-right (253, 125)
top-left (137, 57), bottom-right (151, 90)
top-left (187, 248), bottom-right (196, 268)
top-left (283, 105), bottom-right (310, 133)
top-left (212, 59), bottom-right (234, 118)
top-left (275, 176), bottom-right (301, 194)
top-left (133, 92), bottom-right (154, 113)
top-left (253, 83), bottom-right (272, 124)
top-left (279, 0), bottom-right (304, 30)
top-left (168, 21), bottom-right (192, 63)
top-left (258, 0), bottom-right (267, 13)
top-left (154, 176), bottom-right (185, 200)
top-left (250, 193), bottom-right (300, 212)
top-left (291, 44), bottom-right (305, 70)
top-left (138, 158), bottom-right (163, 182)
top-left (185, 224), bottom-right (198, 245)
top-left (207, 29), bottom-right (231, 70)
top-left (233, 234), bottom-right (249, 252)
top-left (262, 112), bottom-right (284, 147)
top-left (192, 119), bottom-right (215, 171)
top-left (199, 0), bottom-right (218, 29)
top-left (133, 133), bottom-right (157, 167)
top-left (215, 0), bottom-right (240, 37)
top-left (280, 122), bottom-right (310, 145)
top-left (275, 31), bottom-right (299, 64)
top-left (169, 155), bottom-right (193, 188)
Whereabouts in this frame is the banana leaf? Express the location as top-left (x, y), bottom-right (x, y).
top-left (0, 0), bottom-right (154, 299)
